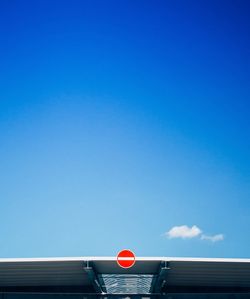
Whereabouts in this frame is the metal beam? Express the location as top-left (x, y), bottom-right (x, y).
top-left (151, 261), bottom-right (170, 294)
top-left (83, 261), bottom-right (106, 294)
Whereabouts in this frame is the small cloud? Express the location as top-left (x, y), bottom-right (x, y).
top-left (201, 234), bottom-right (224, 242)
top-left (166, 225), bottom-right (202, 239)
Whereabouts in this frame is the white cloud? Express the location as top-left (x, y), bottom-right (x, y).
top-left (165, 225), bottom-right (224, 243)
top-left (166, 225), bottom-right (202, 239)
top-left (201, 234), bottom-right (224, 242)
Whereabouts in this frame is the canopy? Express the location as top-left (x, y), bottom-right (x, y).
top-left (0, 257), bottom-right (250, 294)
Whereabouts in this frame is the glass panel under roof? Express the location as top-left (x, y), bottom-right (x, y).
top-left (100, 274), bottom-right (155, 294)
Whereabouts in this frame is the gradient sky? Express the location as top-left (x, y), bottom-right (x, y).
top-left (0, 0), bottom-right (250, 258)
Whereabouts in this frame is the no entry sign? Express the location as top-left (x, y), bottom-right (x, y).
top-left (117, 249), bottom-right (136, 268)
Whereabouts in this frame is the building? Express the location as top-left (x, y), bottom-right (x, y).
top-left (0, 257), bottom-right (250, 298)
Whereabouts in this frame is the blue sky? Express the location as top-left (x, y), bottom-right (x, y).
top-left (0, 0), bottom-right (249, 258)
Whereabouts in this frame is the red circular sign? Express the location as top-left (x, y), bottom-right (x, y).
top-left (117, 249), bottom-right (136, 268)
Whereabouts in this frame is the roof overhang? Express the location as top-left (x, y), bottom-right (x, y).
top-left (0, 257), bottom-right (250, 294)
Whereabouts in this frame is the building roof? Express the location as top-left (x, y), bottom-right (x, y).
top-left (0, 257), bottom-right (250, 294)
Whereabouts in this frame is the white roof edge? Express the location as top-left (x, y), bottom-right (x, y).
top-left (0, 256), bottom-right (250, 263)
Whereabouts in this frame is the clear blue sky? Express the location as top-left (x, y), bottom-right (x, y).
top-left (0, 0), bottom-right (249, 258)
